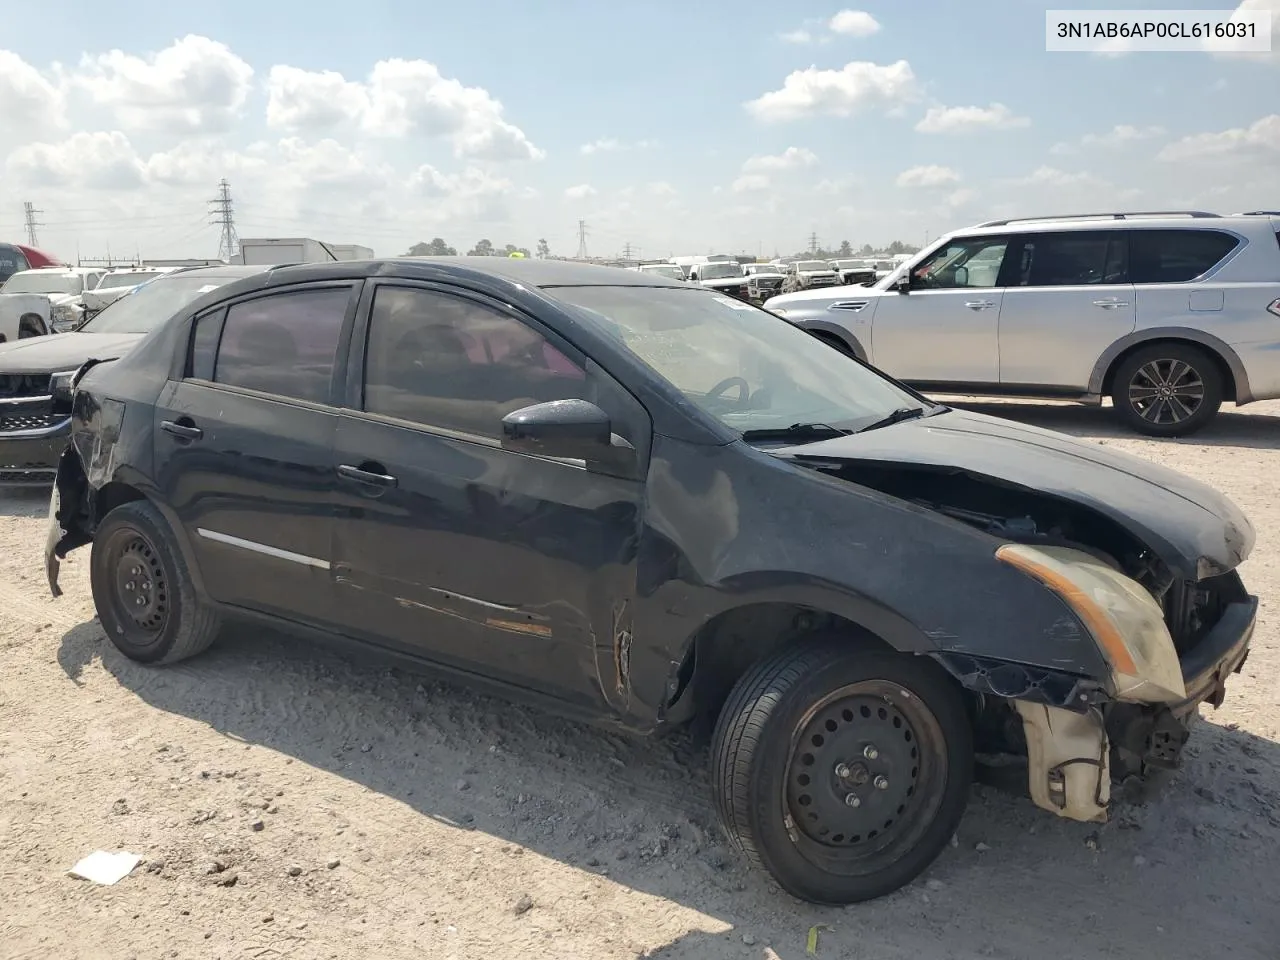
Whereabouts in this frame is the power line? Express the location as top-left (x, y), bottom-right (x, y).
top-left (575, 219), bottom-right (589, 259)
top-left (208, 179), bottom-right (239, 262)
top-left (23, 202), bottom-right (43, 246)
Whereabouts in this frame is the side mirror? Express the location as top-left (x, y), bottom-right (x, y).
top-left (501, 399), bottom-right (632, 467)
top-left (893, 274), bottom-right (911, 294)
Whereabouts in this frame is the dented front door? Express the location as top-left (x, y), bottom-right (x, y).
top-left (329, 412), bottom-right (643, 711)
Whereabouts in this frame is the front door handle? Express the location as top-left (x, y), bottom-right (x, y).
top-left (1093, 299), bottom-right (1130, 308)
top-left (338, 463), bottom-right (398, 488)
top-left (963, 300), bottom-right (995, 310)
top-left (160, 419), bottom-right (203, 441)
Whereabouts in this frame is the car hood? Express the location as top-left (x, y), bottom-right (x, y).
top-left (0, 292), bottom-right (80, 306)
top-left (767, 285), bottom-right (889, 308)
top-left (777, 408), bottom-right (1253, 581)
top-left (0, 332), bottom-right (144, 374)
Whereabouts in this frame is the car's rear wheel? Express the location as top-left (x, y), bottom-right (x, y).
top-left (90, 500), bottom-right (220, 664)
top-left (711, 641), bottom-right (972, 904)
top-left (1111, 343), bottom-right (1223, 437)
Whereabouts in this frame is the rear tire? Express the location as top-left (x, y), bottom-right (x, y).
top-left (1110, 343), bottom-right (1223, 437)
top-left (90, 500), bottom-right (221, 664)
top-left (711, 641), bottom-right (972, 904)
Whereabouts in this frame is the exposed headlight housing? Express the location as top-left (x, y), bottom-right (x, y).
top-left (50, 303), bottom-right (84, 332)
top-left (995, 543), bottom-right (1185, 703)
top-left (49, 369), bottom-right (79, 410)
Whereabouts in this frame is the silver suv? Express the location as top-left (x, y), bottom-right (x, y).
top-left (764, 211), bottom-right (1280, 436)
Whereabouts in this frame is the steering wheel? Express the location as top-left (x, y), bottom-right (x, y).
top-left (706, 376), bottom-right (751, 406)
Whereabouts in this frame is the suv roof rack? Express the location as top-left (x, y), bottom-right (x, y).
top-left (1236, 210), bottom-right (1280, 216)
top-left (974, 211), bottom-right (1221, 228)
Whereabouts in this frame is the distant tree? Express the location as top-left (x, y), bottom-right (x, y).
top-left (468, 239), bottom-right (496, 256)
top-left (501, 243), bottom-right (533, 258)
top-left (838, 240), bottom-right (853, 257)
top-left (858, 243), bottom-right (874, 256)
top-left (536, 238), bottom-right (550, 258)
top-left (403, 238), bottom-right (457, 256)
top-left (887, 240), bottom-right (911, 255)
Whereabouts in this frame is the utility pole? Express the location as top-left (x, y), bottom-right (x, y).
top-left (622, 241), bottom-right (635, 260)
top-left (23, 202), bottom-right (43, 247)
top-left (208, 179), bottom-right (239, 262)
top-left (808, 231), bottom-right (819, 255)
top-left (575, 219), bottom-right (589, 260)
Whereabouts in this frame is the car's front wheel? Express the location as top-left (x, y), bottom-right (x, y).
top-left (711, 641), bottom-right (972, 904)
top-left (1111, 343), bottom-right (1223, 437)
top-left (90, 500), bottom-right (221, 664)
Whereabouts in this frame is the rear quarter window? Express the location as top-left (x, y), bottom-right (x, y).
top-left (1130, 229), bottom-right (1240, 284)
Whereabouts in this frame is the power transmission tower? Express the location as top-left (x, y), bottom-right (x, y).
top-left (575, 219), bottom-right (589, 259)
top-left (208, 179), bottom-right (239, 261)
top-left (23, 202), bottom-right (43, 246)
top-left (808, 231), bottom-right (819, 254)
top-left (622, 241), bottom-right (634, 260)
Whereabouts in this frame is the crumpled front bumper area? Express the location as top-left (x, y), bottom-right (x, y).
top-left (1018, 596), bottom-right (1256, 823)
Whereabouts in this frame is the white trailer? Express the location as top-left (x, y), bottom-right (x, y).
top-left (235, 238), bottom-right (375, 266)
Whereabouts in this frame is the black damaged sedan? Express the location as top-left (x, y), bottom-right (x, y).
top-left (46, 257), bottom-right (1256, 903)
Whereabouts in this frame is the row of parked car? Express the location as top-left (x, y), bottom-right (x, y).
top-left (632, 255), bottom-right (902, 304)
top-left (0, 258), bottom-right (178, 341)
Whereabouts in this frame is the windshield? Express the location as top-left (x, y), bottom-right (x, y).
top-left (797, 261), bottom-right (830, 272)
top-left (1, 271), bottom-right (84, 295)
top-left (79, 273), bottom-right (240, 334)
top-left (553, 286), bottom-right (927, 435)
top-left (96, 271), bottom-right (163, 289)
top-left (698, 263), bottom-right (743, 280)
top-left (640, 264), bottom-right (684, 280)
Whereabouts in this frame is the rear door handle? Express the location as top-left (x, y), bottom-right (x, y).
top-left (160, 419), bottom-right (202, 441)
top-left (1093, 299), bottom-right (1130, 308)
top-left (338, 463), bottom-right (398, 488)
top-left (963, 300), bottom-right (995, 310)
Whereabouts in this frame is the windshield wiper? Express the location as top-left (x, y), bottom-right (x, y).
top-left (856, 406), bottom-right (928, 433)
top-left (741, 422), bottom-right (853, 443)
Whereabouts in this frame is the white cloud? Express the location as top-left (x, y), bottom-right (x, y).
top-left (746, 60), bottom-right (917, 122)
top-left (741, 147), bottom-right (818, 172)
top-left (896, 164), bottom-right (961, 188)
top-left (731, 174), bottom-right (771, 193)
top-left (0, 50), bottom-right (67, 133)
top-left (647, 181), bottom-right (678, 196)
top-left (72, 35), bottom-right (254, 134)
top-left (265, 57), bottom-right (543, 161)
top-left (829, 10), bottom-right (881, 37)
top-left (408, 164), bottom-right (517, 222)
top-left (580, 137), bottom-right (656, 155)
top-left (1205, 0), bottom-right (1280, 61)
top-left (6, 131), bottom-right (146, 190)
top-left (1013, 166), bottom-right (1099, 188)
top-left (946, 188), bottom-right (978, 208)
top-left (564, 183), bottom-right (597, 200)
top-left (916, 102), bottom-right (1030, 134)
top-left (780, 29), bottom-right (813, 43)
top-left (1157, 114), bottom-right (1280, 162)
top-left (1051, 124), bottom-right (1166, 155)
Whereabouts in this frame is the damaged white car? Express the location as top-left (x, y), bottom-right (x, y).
top-left (0, 267), bottom-right (106, 339)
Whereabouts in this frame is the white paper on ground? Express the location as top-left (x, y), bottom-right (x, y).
top-left (68, 850), bottom-right (142, 885)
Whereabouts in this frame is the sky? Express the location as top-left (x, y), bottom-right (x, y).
top-left (0, 0), bottom-right (1276, 263)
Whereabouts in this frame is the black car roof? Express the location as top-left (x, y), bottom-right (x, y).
top-left (266, 256), bottom-right (688, 290)
top-left (167, 264), bottom-right (272, 280)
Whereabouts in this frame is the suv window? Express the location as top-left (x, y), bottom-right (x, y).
top-left (911, 236), bottom-right (1009, 289)
top-left (1014, 231), bottom-right (1128, 286)
top-left (1130, 229), bottom-right (1239, 284)
top-left (212, 287), bottom-right (350, 403)
top-left (362, 286), bottom-right (587, 438)
top-left (0, 244), bottom-right (29, 284)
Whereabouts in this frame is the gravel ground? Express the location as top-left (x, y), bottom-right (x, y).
top-left (2, 399), bottom-right (1278, 960)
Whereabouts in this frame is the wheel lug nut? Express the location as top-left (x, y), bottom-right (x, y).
top-left (124, 581), bottom-right (134, 591)
top-left (844, 793), bottom-right (861, 808)
top-left (874, 775), bottom-right (889, 790)
top-left (834, 763), bottom-right (852, 779)
top-left (863, 745), bottom-right (879, 760)
top-left (135, 597), bottom-right (145, 606)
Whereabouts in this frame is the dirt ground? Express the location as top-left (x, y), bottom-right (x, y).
top-left (2, 399), bottom-right (1279, 960)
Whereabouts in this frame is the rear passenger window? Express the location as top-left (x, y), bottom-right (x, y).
top-left (1130, 230), bottom-right (1239, 284)
top-left (214, 287), bottom-right (351, 404)
top-left (1015, 231), bottom-right (1127, 286)
top-left (362, 286), bottom-right (586, 438)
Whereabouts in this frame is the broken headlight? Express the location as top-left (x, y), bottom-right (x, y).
top-left (995, 543), bottom-right (1186, 704)
top-left (49, 369), bottom-right (79, 413)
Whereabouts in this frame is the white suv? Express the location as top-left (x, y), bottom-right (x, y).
top-left (764, 211), bottom-right (1280, 436)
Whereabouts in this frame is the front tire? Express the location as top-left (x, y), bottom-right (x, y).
top-left (90, 500), bottom-right (221, 664)
top-left (711, 641), bottom-right (972, 904)
top-left (1110, 343), bottom-right (1223, 437)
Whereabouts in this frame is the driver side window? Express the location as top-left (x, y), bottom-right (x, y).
top-left (911, 236), bottom-right (1010, 289)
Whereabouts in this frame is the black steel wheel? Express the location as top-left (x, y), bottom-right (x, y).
top-left (711, 641), bottom-right (972, 904)
top-left (1111, 343), bottom-right (1222, 437)
top-left (90, 500), bottom-right (221, 664)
